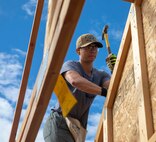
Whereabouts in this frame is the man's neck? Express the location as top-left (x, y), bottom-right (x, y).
top-left (80, 61), bottom-right (93, 76)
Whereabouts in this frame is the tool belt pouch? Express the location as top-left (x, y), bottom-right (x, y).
top-left (65, 117), bottom-right (87, 142)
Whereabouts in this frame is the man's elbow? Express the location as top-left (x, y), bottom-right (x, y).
top-left (70, 79), bottom-right (79, 87)
top-left (103, 80), bottom-right (110, 89)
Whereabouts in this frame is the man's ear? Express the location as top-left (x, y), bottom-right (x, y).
top-left (76, 48), bottom-right (80, 55)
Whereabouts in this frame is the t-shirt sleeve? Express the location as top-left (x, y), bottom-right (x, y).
top-left (102, 71), bottom-right (111, 82)
top-left (60, 61), bottom-right (81, 75)
top-left (98, 70), bottom-right (111, 87)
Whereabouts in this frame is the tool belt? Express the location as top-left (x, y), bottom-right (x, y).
top-left (65, 117), bottom-right (87, 142)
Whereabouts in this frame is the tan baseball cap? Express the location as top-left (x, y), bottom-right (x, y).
top-left (76, 33), bottom-right (103, 49)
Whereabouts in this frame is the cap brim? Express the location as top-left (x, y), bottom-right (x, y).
top-left (80, 41), bottom-right (103, 48)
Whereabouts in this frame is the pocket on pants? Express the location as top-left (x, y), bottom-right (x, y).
top-left (53, 112), bottom-right (69, 131)
top-left (43, 117), bottom-right (52, 140)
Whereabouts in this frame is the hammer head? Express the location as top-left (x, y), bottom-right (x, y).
top-left (102, 25), bottom-right (109, 40)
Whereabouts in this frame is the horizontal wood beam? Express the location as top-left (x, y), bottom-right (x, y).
top-left (20, 0), bottom-right (85, 141)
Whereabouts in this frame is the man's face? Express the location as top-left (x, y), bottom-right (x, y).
top-left (77, 43), bottom-right (98, 63)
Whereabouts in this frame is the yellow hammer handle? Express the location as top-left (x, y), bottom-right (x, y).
top-left (104, 34), bottom-right (110, 48)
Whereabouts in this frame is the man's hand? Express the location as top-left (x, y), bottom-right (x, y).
top-left (106, 53), bottom-right (117, 72)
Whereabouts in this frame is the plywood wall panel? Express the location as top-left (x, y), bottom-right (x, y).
top-left (95, 1), bottom-right (156, 141)
top-left (142, 0), bottom-right (156, 131)
top-left (142, 0), bottom-right (156, 44)
top-left (113, 44), bottom-right (140, 142)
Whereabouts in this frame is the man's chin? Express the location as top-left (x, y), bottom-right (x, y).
top-left (87, 58), bottom-right (95, 63)
top-left (89, 57), bottom-right (96, 61)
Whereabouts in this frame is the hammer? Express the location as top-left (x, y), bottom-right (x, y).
top-left (102, 25), bottom-right (116, 72)
top-left (102, 25), bottom-right (112, 55)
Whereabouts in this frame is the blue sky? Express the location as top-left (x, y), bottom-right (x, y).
top-left (0, 0), bottom-right (130, 141)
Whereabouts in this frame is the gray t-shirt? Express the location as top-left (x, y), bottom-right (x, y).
top-left (54, 60), bottom-right (110, 128)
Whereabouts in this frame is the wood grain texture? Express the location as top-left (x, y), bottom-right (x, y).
top-left (142, 0), bottom-right (156, 134)
top-left (19, 0), bottom-right (85, 141)
top-left (113, 45), bottom-right (140, 142)
top-left (131, 3), bottom-right (154, 141)
top-left (95, 0), bottom-right (156, 141)
top-left (44, 0), bottom-right (57, 55)
top-left (149, 132), bottom-right (156, 142)
top-left (9, 0), bottom-right (44, 141)
top-left (95, 109), bottom-right (104, 142)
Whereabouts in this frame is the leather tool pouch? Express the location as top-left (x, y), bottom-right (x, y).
top-left (65, 117), bottom-right (87, 142)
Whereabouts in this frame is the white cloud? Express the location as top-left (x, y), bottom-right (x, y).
top-left (0, 98), bottom-right (14, 119)
top-left (36, 128), bottom-right (44, 142)
top-left (24, 88), bottom-right (32, 106)
top-left (90, 25), bottom-right (123, 42)
top-left (88, 113), bottom-right (101, 126)
top-left (0, 52), bottom-right (33, 141)
top-left (20, 108), bottom-right (27, 121)
top-left (0, 85), bottom-right (19, 102)
top-left (88, 15), bottom-right (123, 44)
top-left (21, 0), bottom-right (48, 20)
top-left (12, 48), bottom-right (26, 57)
top-left (86, 113), bottom-right (101, 141)
top-left (86, 140), bottom-right (93, 142)
top-left (0, 51), bottom-right (56, 142)
top-left (22, 0), bottom-right (37, 16)
top-left (110, 29), bottom-right (123, 41)
top-left (90, 20), bottom-right (102, 34)
top-left (0, 118), bottom-right (12, 142)
top-left (0, 52), bottom-right (32, 104)
top-left (0, 53), bottom-right (22, 86)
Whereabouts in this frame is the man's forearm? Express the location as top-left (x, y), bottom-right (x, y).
top-left (64, 70), bottom-right (104, 96)
top-left (73, 76), bottom-right (102, 95)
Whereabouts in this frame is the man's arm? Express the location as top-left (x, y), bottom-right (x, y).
top-left (102, 80), bottom-right (110, 89)
top-left (64, 70), bottom-right (102, 96)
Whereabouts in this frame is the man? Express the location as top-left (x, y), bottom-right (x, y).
top-left (43, 33), bottom-right (115, 142)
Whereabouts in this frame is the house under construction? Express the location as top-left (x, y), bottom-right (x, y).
top-left (9, 0), bottom-right (156, 141)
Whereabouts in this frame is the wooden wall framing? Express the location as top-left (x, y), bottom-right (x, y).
top-left (95, 1), bottom-right (156, 141)
top-left (9, 0), bottom-right (85, 142)
top-left (9, 0), bottom-right (156, 141)
top-left (9, 1), bottom-right (44, 141)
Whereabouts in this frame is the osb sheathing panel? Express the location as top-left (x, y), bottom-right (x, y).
top-left (142, 0), bottom-right (156, 131)
top-left (113, 44), bottom-right (140, 142)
